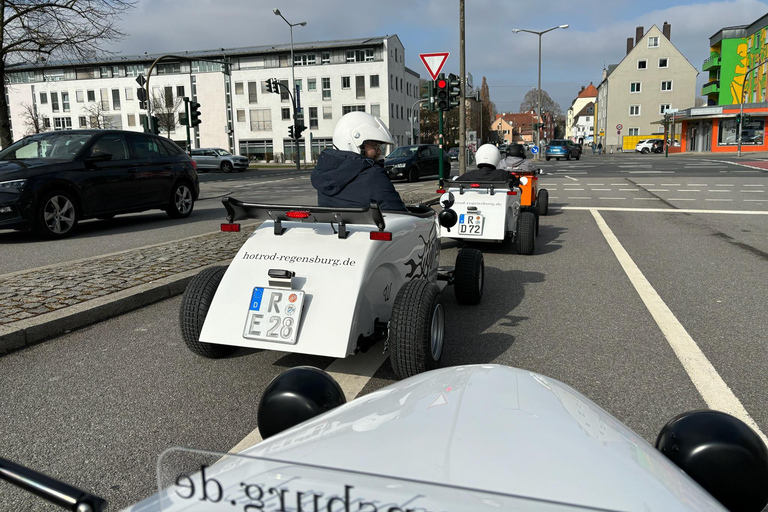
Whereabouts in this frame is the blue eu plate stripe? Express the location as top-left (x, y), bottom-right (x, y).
top-left (249, 287), bottom-right (265, 311)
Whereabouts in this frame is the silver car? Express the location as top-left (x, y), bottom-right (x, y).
top-left (190, 148), bottom-right (249, 173)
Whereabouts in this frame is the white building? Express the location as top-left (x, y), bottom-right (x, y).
top-left (5, 35), bottom-right (422, 163)
top-left (565, 83), bottom-right (597, 142)
top-left (572, 101), bottom-right (595, 144)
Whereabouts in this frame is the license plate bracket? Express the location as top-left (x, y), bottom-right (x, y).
top-left (243, 287), bottom-right (305, 344)
top-left (458, 213), bottom-right (484, 236)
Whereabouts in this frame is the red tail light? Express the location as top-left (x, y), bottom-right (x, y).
top-left (285, 210), bottom-right (311, 219)
top-left (470, 183), bottom-right (480, 188)
top-left (507, 190), bottom-right (517, 195)
top-left (190, 160), bottom-right (197, 171)
top-left (221, 223), bottom-right (240, 232)
top-left (436, 189), bottom-right (446, 193)
top-left (370, 231), bottom-right (393, 241)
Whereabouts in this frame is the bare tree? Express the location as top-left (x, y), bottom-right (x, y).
top-left (19, 102), bottom-right (48, 135)
top-left (0, 0), bottom-right (138, 147)
top-left (519, 89), bottom-right (563, 119)
top-left (151, 93), bottom-right (184, 138)
top-left (82, 101), bottom-right (117, 129)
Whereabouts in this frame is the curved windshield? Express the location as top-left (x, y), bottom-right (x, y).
top-left (0, 132), bottom-right (93, 161)
top-left (387, 146), bottom-right (419, 158)
top-left (214, 149), bottom-right (232, 156)
top-left (549, 141), bottom-right (566, 146)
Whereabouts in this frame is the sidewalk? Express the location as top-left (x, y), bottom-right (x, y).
top-left (0, 184), bottom-right (441, 355)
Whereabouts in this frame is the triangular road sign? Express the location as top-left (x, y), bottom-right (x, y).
top-left (420, 52), bottom-right (450, 80)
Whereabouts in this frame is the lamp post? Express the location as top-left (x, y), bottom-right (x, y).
top-left (511, 24), bottom-right (568, 159)
top-left (737, 58), bottom-right (768, 157)
top-left (273, 8), bottom-right (306, 170)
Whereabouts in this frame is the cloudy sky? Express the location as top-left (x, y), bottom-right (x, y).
top-left (105, 0), bottom-right (768, 114)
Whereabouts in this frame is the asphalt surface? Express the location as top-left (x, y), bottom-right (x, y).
top-left (1, 152), bottom-right (767, 510)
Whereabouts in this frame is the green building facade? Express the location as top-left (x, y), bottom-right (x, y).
top-left (703, 14), bottom-right (768, 105)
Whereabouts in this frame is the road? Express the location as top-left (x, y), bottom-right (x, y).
top-left (1, 152), bottom-right (767, 510)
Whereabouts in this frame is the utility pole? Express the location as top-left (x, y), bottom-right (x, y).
top-left (458, 0), bottom-right (466, 175)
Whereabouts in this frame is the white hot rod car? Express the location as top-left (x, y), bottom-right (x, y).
top-left (179, 198), bottom-right (483, 379)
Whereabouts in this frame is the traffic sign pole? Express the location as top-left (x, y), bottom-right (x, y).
top-left (438, 110), bottom-right (444, 186)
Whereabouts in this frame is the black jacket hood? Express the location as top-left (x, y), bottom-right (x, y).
top-left (311, 149), bottom-right (374, 197)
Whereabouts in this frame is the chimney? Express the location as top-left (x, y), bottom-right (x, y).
top-left (663, 22), bottom-right (671, 40)
top-left (635, 26), bottom-right (644, 46)
top-left (580, 85), bottom-right (585, 92)
top-left (627, 37), bottom-right (634, 54)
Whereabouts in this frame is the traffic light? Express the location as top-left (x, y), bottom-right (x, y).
top-left (295, 124), bottom-right (306, 139)
top-left (266, 78), bottom-right (281, 94)
top-left (435, 74), bottom-right (450, 111)
top-left (447, 73), bottom-right (461, 110)
top-left (190, 101), bottom-right (201, 127)
top-left (288, 125), bottom-right (295, 138)
top-left (743, 114), bottom-right (751, 123)
top-left (150, 116), bottom-right (160, 135)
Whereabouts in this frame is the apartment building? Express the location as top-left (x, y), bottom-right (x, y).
top-left (5, 35), bottom-right (421, 163)
top-left (565, 83), bottom-right (597, 142)
top-left (596, 23), bottom-right (697, 151)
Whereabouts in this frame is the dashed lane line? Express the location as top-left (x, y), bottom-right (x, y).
top-left (590, 209), bottom-right (767, 446)
top-left (563, 206), bottom-right (768, 214)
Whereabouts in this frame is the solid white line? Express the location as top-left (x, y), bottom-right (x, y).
top-left (228, 348), bottom-right (388, 452)
top-left (562, 206), bottom-right (768, 214)
top-left (590, 210), bottom-right (767, 445)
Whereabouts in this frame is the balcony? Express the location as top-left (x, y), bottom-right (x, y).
top-left (702, 80), bottom-right (720, 96)
top-left (702, 52), bottom-right (721, 72)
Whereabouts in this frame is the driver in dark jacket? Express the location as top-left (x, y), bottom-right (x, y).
top-left (311, 112), bottom-right (406, 211)
top-left (455, 144), bottom-right (510, 182)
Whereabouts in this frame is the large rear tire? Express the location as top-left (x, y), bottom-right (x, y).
top-left (537, 189), bottom-right (549, 216)
top-left (453, 248), bottom-right (484, 305)
top-left (389, 280), bottom-right (444, 379)
top-left (516, 211), bottom-right (536, 255)
top-left (180, 266), bottom-right (238, 358)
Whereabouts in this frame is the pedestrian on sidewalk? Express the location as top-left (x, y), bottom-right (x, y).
top-left (592, 142), bottom-right (596, 155)
top-left (597, 142), bottom-right (603, 155)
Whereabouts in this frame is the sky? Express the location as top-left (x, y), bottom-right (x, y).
top-left (104, 0), bottom-right (768, 115)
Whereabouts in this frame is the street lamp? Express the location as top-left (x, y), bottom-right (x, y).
top-left (737, 58), bottom-right (768, 157)
top-left (511, 24), bottom-right (568, 159)
top-left (273, 8), bottom-right (307, 170)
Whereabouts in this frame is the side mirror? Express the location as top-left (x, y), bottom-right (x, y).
top-left (438, 208), bottom-right (457, 230)
top-left (656, 410), bottom-right (768, 512)
top-left (519, 176), bottom-right (529, 186)
top-left (257, 367), bottom-right (346, 439)
top-left (440, 191), bottom-right (455, 209)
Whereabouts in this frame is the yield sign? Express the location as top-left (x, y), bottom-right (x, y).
top-left (419, 52), bottom-right (450, 80)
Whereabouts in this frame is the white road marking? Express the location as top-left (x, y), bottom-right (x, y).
top-left (563, 206), bottom-right (768, 215)
top-left (610, 183), bottom-right (626, 185)
top-left (677, 190), bottom-right (700, 192)
top-left (636, 183), bottom-right (655, 186)
top-left (619, 188), bottom-right (641, 192)
top-left (587, 183), bottom-right (605, 185)
top-left (563, 175), bottom-right (580, 181)
top-left (709, 190), bottom-right (731, 192)
top-left (705, 198), bottom-right (733, 201)
top-left (743, 184), bottom-right (764, 187)
top-left (567, 196), bottom-right (592, 199)
top-left (660, 183), bottom-right (681, 186)
top-left (599, 197), bottom-right (626, 200)
top-left (714, 184), bottom-right (735, 187)
top-left (647, 189), bottom-right (669, 192)
top-left (592, 188), bottom-right (612, 191)
top-left (741, 190), bottom-right (765, 193)
top-left (628, 171), bottom-right (674, 174)
top-left (564, 188), bottom-right (584, 191)
top-left (634, 198), bottom-right (661, 200)
top-left (734, 170), bottom-right (759, 173)
top-left (687, 184), bottom-right (707, 186)
top-left (668, 198), bottom-right (695, 201)
top-left (590, 209), bottom-right (767, 445)
top-left (228, 348), bottom-right (389, 452)
top-left (744, 199), bottom-right (766, 202)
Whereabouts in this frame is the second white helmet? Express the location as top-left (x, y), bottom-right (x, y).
top-left (475, 144), bottom-right (501, 169)
top-left (332, 111), bottom-right (395, 153)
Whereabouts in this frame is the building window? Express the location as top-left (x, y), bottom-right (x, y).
top-left (127, 114), bottom-right (136, 127)
top-left (308, 78), bottom-right (317, 91)
top-left (342, 105), bottom-right (365, 115)
top-left (62, 92), bottom-right (70, 112)
top-left (75, 91), bottom-right (84, 103)
top-left (279, 79), bottom-right (290, 102)
top-left (660, 104), bottom-right (670, 114)
top-left (390, 74), bottom-right (393, 89)
top-left (177, 86), bottom-right (185, 97)
top-left (309, 107), bottom-right (318, 129)
top-left (322, 78), bottom-right (331, 100)
top-left (281, 107), bottom-right (291, 120)
top-left (629, 105), bottom-right (640, 116)
top-left (124, 88), bottom-right (133, 101)
top-left (112, 89), bottom-right (121, 110)
top-left (370, 104), bottom-right (380, 117)
top-left (250, 109), bottom-right (271, 131)
top-left (43, 118), bottom-right (51, 129)
top-left (237, 109), bottom-right (246, 122)
top-left (248, 82), bottom-right (258, 103)
top-left (391, 103), bottom-right (394, 117)
top-left (79, 116), bottom-right (87, 128)
top-left (661, 80), bottom-right (673, 91)
top-left (630, 82), bottom-right (641, 93)
top-left (637, 60), bottom-right (647, 69)
top-left (629, 128), bottom-right (639, 136)
top-left (648, 36), bottom-right (659, 48)
top-left (321, 52), bottom-right (330, 64)
top-left (40, 92), bottom-right (48, 104)
top-left (370, 75), bottom-right (379, 88)
top-left (341, 76), bottom-right (350, 89)
top-left (323, 106), bottom-right (332, 119)
top-left (235, 82), bottom-right (244, 95)
top-left (356, 76), bottom-right (365, 99)
top-left (294, 79), bottom-right (302, 92)
top-left (294, 54), bottom-right (316, 66)
top-left (659, 58), bottom-right (668, 68)
top-left (53, 117), bottom-right (72, 130)
top-left (87, 90), bottom-right (95, 102)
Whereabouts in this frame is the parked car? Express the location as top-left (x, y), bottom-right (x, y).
top-left (635, 138), bottom-right (664, 154)
top-left (545, 139), bottom-right (582, 161)
top-left (190, 148), bottom-right (249, 173)
top-left (448, 147), bottom-right (460, 161)
top-left (383, 144), bottom-right (452, 182)
top-left (498, 143), bottom-right (508, 154)
top-left (0, 130), bottom-right (199, 239)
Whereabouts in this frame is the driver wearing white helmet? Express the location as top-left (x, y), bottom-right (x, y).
top-left (311, 112), bottom-right (406, 211)
top-left (454, 144), bottom-right (513, 182)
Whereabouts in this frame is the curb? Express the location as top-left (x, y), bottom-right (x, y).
top-left (0, 259), bottom-right (232, 355)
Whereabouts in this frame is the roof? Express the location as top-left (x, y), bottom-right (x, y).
top-left (495, 112), bottom-right (536, 127)
top-left (6, 35), bottom-right (393, 71)
top-left (575, 102), bottom-right (595, 118)
top-left (605, 25), bottom-right (697, 81)
top-left (709, 13), bottom-right (768, 45)
top-left (577, 84), bottom-right (598, 98)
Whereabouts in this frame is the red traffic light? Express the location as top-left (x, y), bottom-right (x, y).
top-left (437, 79), bottom-right (447, 88)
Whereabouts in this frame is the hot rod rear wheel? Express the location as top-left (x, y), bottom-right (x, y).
top-left (516, 211), bottom-right (536, 255)
top-left (454, 248), bottom-right (484, 305)
top-left (389, 279), bottom-right (444, 379)
top-left (180, 266), bottom-right (237, 358)
top-left (537, 189), bottom-right (549, 216)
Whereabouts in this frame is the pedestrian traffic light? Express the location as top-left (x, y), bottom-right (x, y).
top-left (735, 113), bottom-right (742, 124)
top-left (288, 125), bottom-right (295, 138)
top-left (190, 101), bottom-right (201, 127)
top-left (447, 73), bottom-right (461, 110)
top-left (435, 74), bottom-right (450, 111)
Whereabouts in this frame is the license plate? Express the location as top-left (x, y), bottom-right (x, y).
top-left (243, 287), bottom-right (305, 344)
top-left (458, 213), bottom-right (484, 236)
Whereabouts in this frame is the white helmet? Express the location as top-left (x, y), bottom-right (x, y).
top-left (475, 144), bottom-right (501, 169)
top-left (332, 111), bottom-right (395, 153)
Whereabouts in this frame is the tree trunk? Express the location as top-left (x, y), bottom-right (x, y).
top-left (0, 58), bottom-right (13, 148)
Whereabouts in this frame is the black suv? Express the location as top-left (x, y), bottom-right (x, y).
top-left (383, 144), bottom-right (452, 182)
top-left (0, 130), bottom-right (199, 239)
